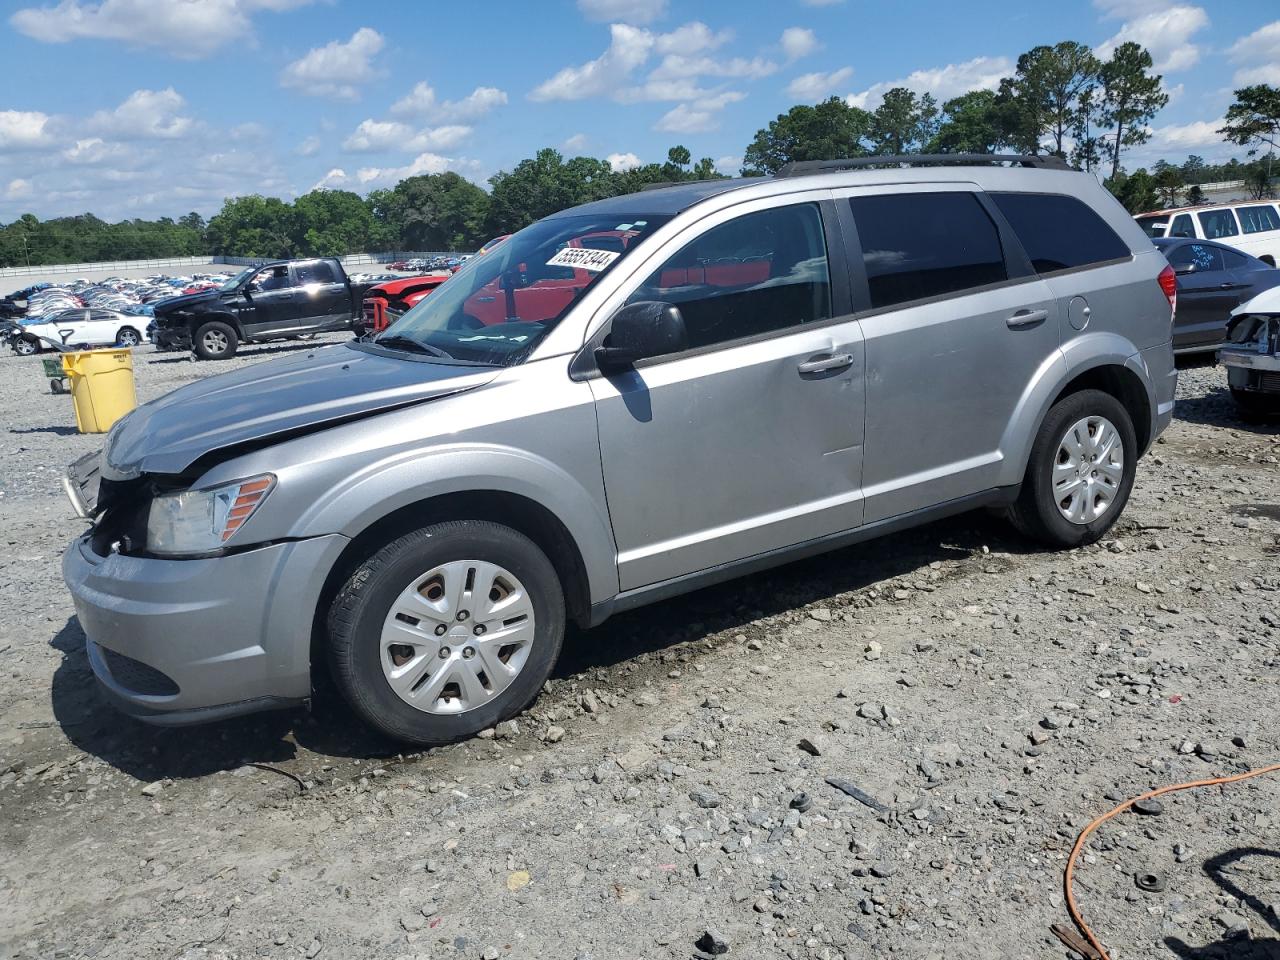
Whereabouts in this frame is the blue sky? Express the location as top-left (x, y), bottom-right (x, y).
top-left (0, 0), bottom-right (1277, 221)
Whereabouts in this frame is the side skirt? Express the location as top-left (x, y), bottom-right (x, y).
top-left (587, 486), bottom-right (1020, 627)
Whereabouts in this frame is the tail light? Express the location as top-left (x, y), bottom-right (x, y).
top-left (1157, 264), bottom-right (1177, 318)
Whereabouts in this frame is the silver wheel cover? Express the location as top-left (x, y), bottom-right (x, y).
top-left (202, 329), bottom-right (228, 353)
top-left (1053, 415), bottom-right (1125, 525)
top-left (380, 560), bottom-right (535, 715)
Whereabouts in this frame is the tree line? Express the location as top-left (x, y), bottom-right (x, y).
top-left (2, 44), bottom-right (1278, 269)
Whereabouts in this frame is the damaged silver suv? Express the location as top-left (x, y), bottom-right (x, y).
top-left (62, 156), bottom-right (1178, 745)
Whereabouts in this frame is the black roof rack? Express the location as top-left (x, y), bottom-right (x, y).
top-left (774, 154), bottom-right (1073, 178)
top-left (638, 176), bottom-right (730, 191)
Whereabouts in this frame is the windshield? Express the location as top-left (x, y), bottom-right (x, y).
top-left (220, 267), bottom-right (255, 291)
top-left (374, 213), bottom-right (670, 365)
top-left (1135, 215), bottom-right (1169, 238)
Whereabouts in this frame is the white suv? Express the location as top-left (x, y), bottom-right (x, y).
top-left (1136, 201), bottom-right (1280, 267)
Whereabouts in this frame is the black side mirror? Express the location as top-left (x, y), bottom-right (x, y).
top-left (1174, 263), bottom-right (1196, 276)
top-left (595, 301), bottom-right (688, 372)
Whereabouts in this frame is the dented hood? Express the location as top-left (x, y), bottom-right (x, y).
top-left (104, 342), bottom-right (499, 478)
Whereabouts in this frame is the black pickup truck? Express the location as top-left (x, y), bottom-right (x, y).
top-left (151, 257), bottom-right (377, 359)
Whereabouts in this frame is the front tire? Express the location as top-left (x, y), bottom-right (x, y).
top-left (192, 320), bottom-right (238, 360)
top-left (13, 335), bottom-right (39, 356)
top-left (1006, 389), bottom-right (1137, 548)
top-left (328, 520), bottom-right (565, 746)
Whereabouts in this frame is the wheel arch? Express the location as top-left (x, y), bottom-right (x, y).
top-left (309, 489), bottom-right (597, 683)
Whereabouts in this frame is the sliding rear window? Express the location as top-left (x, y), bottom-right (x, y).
top-left (990, 192), bottom-right (1130, 274)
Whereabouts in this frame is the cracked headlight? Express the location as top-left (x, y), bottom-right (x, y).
top-left (147, 474), bottom-right (275, 556)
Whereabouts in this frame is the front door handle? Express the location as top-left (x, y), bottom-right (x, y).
top-left (798, 353), bottom-right (854, 374)
top-left (1007, 308), bottom-right (1049, 329)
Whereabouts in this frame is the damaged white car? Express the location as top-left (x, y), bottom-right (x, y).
top-left (1220, 286), bottom-right (1280, 419)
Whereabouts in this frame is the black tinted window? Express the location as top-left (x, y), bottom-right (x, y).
top-left (1167, 243), bottom-right (1223, 273)
top-left (296, 260), bottom-right (338, 284)
top-left (628, 203), bottom-right (831, 349)
top-left (849, 192), bottom-right (1005, 309)
top-left (1169, 214), bottom-right (1194, 238)
top-left (254, 265), bottom-right (294, 290)
top-left (990, 192), bottom-right (1130, 274)
top-left (1220, 248), bottom-right (1249, 269)
top-left (1198, 209), bottom-right (1238, 239)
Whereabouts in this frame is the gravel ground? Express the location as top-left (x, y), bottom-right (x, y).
top-left (1, 344), bottom-right (1278, 960)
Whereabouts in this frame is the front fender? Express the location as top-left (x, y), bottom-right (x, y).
top-left (292, 442), bottom-right (621, 604)
top-left (995, 331), bottom-right (1154, 488)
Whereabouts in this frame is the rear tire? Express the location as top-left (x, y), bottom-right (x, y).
top-left (328, 520), bottom-right (565, 746)
top-left (192, 320), bottom-right (238, 360)
top-left (1230, 387), bottom-right (1280, 419)
top-left (1006, 389), bottom-right (1137, 548)
top-left (115, 326), bottom-right (141, 347)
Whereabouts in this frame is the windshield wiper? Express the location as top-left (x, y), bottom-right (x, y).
top-left (375, 334), bottom-right (454, 359)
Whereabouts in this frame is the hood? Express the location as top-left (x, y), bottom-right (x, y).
top-left (104, 342), bottom-right (500, 478)
top-left (153, 289), bottom-right (226, 313)
top-left (1232, 285), bottom-right (1280, 317)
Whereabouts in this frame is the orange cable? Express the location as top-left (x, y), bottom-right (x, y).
top-left (1062, 762), bottom-right (1280, 960)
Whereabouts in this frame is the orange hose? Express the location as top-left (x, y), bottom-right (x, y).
top-left (1063, 762), bottom-right (1280, 960)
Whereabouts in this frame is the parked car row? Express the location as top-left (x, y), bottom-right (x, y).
top-left (1135, 199), bottom-right (1280, 266)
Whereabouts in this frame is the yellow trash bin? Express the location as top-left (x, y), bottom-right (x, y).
top-left (61, 348), bottom-right (137, 434)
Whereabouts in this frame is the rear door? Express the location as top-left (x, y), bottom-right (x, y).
top-left (1165, 242), bottom-right (1232, 351)
top-left (837, 185), bottom-right (1061, 522)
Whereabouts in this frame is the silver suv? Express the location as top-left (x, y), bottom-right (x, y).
top-left (62, 156), bottom-right (1177, 745)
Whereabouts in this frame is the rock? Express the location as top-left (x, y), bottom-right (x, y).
top-left (690, 789), bottom-right (721, 809)
top-left (694, 927), bottom-right (730, 956)
top-left (140, 781), bottom-right (164, 797)
top-left (542, 725), bottom-right (566, 744)
top-left (400, 913), bottom-right (425, 932)
top-left (305, 939), bottom-right (322, 959)
top-left (753, 895), bottom-right (772, 913)
top-left (810, 607), bottom-right (832, 621)
top-left (789, 792), bottom-right (812, 813)
top-left (1040, 714), bottom-right (1066, 731)
top-left (863, 640), bottom-right (882, 661)
top-left (797, 735), bottom-right (829, 756)
top-left (1133, 797), bottom-right (1164, 816)
top-left (1215, 911), bottom-right (1249, 938)
top-left (495, 720), bottom-right (520, 740)
top-left (506, 870), bottom-right (531, 892)
top-left (858, 703), bottom-right (884, 721)
top-left (481, 948), bottom-right (501, 960)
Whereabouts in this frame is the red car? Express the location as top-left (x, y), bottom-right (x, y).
top-left (359, 273), bottom-right (451, 334)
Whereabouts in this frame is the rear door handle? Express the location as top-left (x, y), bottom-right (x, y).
top-left (798, 353), bottom-right (854, 374)
top-left (1007, 308), bottom-right (1049, 329)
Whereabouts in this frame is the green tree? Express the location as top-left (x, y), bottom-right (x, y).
top-left (928, 90), bottom-right (1005, 153)
top-left (1107, 168), bottom-right (1159, 213)
top-left (869, 87), bottom-right (938, 154)
top-left (1180, 154), bottom-right (1206, 182)
top-left (1007, 42), bottom-right (1100, 158)
top-left (1218, 85), bottom-right (1280, 187)
top-left (1185, 184), bottom-right (1206, 205)
top-left (666, 145), bottom-right (691, 169)
top-left (1071, 86), bottom-right (1107, 172)
top-left (1152, 160), bottom-right (1183, 207)
top-left (205, 195), bottom-right (298, 258)
top-left (292, 189), bottom-right (376, 256)
top-left (1099, 42), bottom-right (1168, 180)
top-left (486, 149), bottom-right (617, 234)
top-left (390, 172), bottom-right (490, 250)
top-left (742, 97), bottom-right (873, 174)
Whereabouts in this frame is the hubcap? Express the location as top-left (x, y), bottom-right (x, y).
top-left (1053, 415), bottom-right (1124, 525)
top-left (203, 330), bottom-right (228, 353)
top-left (380, 560), bottom-right (535, 715)
top-left (120, 330), bottom-right (139, 346)
top-left (16, 340), bottom-right (36, 355)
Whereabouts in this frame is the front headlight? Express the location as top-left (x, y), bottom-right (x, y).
top-left (147, 474), bottom-right (275, 556)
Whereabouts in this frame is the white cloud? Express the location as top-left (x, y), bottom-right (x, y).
top-left (606, 152), bottom-right (641, 172)
top-left (312, 168), bottom-right (348, 191)
top-left (1094, 4), bottom-right (1208, 73)
top-left (787, 66), bottom-right (853, 101)
top-left (1228, 20), bottom-right (1280, 85)
top-left (89, 88), bottom-right (193, 139)
top-left (845, 56), bottom-right (1012, 110)
top-left (780, 27), bottom-right (819, 61)
top-left (9, 0), bottom-right (316, 59)
top-left (531, 21), bottom-right (768, 103)
top-left (280, 27), bottom-right (384, 100)
top-left (564, 133), bottom-right (589, 151)
top-left (343, 119), bottom-right (472, 153)
top-left (441, 87), bottom-right (508, 119)
top-left (576, 0), bottom-right (666, 23)
top-left (5, 178), bottom-right (34, 200)
top-left (391, 81), bottom-right (437, 117)
top-left (62, 137), bottom-right (133, 164)
top-left (654, 91), bottom-right (745, 133)
top-left (0, 109), bottom-right (54, 150)
top-left (1147, 117), bottom-right (1224, 149)
top-left (296, 135), bottom-right (321, 156)
top-left (714, 154), bottom-right (741, 174)
top-left (530, 23), bottom-right (655, 101)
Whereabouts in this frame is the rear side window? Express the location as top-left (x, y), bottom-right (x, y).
top-left (1166, 243), bottom-right (1224, 273)
top-left (989, 192), bottom-right (1130, 274)
top-left (296, 260), bottom-right (338, 284)
top-left (1198, 209), bottom-right (1239, 239)
top-left (628, 202), bottom-right (832, 349)
top-left (1135, 215), bottom-right (1168, 237)
top-left (1238, 205), bottom-right (1280, 235)
top-left (1168, 213), bottom-right (1194, 238)
top-left (1220, 248), bottom-right (1250, 269)
top-left (848, 192), bottom-right (1006, 309)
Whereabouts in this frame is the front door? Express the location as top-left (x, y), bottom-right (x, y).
top-left (243, 264), bottom-right (303, 337)
top-left (589, 198), bottom-right (866, 591)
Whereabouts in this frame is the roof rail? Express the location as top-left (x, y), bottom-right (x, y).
top-left (774, 154), bottom-right (1073, 178)
top-left (638, 176), bottom-right (732, 192)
